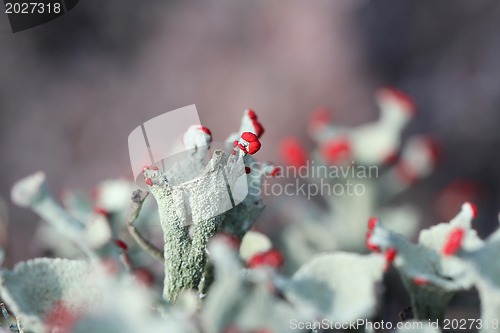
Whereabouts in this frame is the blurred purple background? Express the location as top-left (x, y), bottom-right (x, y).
top-left (1, 0), bottom-right (500, 265)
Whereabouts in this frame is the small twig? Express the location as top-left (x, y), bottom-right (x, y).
top-left (198, 261), bottom-right (215, 296)
top-left (0, 303), bottom-right (12, 326)
top-left (15, 317), bottom-right (23, 333)
top-left (126, 190), bottom-right (164, 262)
top-left (0, 303), bottom-right (22, 332)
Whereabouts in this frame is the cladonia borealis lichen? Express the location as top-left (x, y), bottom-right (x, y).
top-left (1, 96), bottom-right (498, 333)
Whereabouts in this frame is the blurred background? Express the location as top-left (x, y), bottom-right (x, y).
top-left (1, 0), bottom-right (500, 320)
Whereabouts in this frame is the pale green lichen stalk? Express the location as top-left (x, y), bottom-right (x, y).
top-left (148, 179), bottom-right (223, 302)
top-left (139, 112), bottom-right (269, 302)
top-left (143, 146), bottom-right (254, 302)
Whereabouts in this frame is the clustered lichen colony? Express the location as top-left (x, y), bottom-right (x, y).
top-left (0, 89), bottom-right (497, 333)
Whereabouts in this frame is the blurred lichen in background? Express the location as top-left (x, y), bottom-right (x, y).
top-left (279, 87), bottom-right (439, 272)
top-left (0, 105), bottom-right (496, 333)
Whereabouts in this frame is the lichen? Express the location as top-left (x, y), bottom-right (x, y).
top-left (279, 88), bottom-right (439, 271)
top-left (4, 102), bottom-right (499, 333)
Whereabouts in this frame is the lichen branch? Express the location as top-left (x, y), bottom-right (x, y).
top-left (126, 190), bottom-right (164, 262)
top-left (188, 216), bottom-right (223, 292)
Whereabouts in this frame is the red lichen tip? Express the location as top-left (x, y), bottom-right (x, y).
top-left (365, 232), bottom-right (380, 253)
top-left (241, 131), bottom-right (258, 143)
top-left (215, 233), bottom-right (242, 249)
top-left (422, 138), bottom-right (441, 162)
top-left (396, 162), bottom-right (418, 185)
top-left (198, 126), bottom-right (212, 137)
top-left (233, 140), bottom-right (238, 147)
top-left (101, 257), bottom-right (120, 275)
top-left (239, 132), bottom-right (261, 155)
top-left (382, 150), bottom-right (398, 165)
top-left (45, 301), bottom-right (80, 333)
top-left (145, 178), bottom-right (153, 186)
top-left (151, 166), bottom-right (159, 171)
top-left (378, 87), bottom-right (417, 115)
top-left (442, 228), bottom-right (465, 256)
top-left (93, 207), bottom-right (110, 219)
top-left (247, 108), bottom-right (257, 120)
top-left (252, 122), bottom-right (265, 138)
top-left (133, 267), bottom-right (155, 287)
top-left (280, 138), bottom-right (308, 167)
top-left (245, 167), bottom-right (251, 174)
top-left (247, 249), bottom-right (284, 269)
top-left (384, 247), bottom-right (397, 271)
top-left (141, 165), bottom-right (150, 173)
top-left (321, 137), bottom-right (351, 164)
top-left (114, 239), bottom-right (128, 251)
top-left (413, 276), bottom-right (429, 286)
top-left (309, 107), bottom-right (331, 131)
top-left (465, 202), bottom-right (478, 219)
top-left (368, 217), bottom-right (379, 231)
top-left (385, 247), bottom-right (397, 262)
top-left (245, 109), bottom-right (265, 137)
top-left (269, 166), bottom-right (281, 177)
